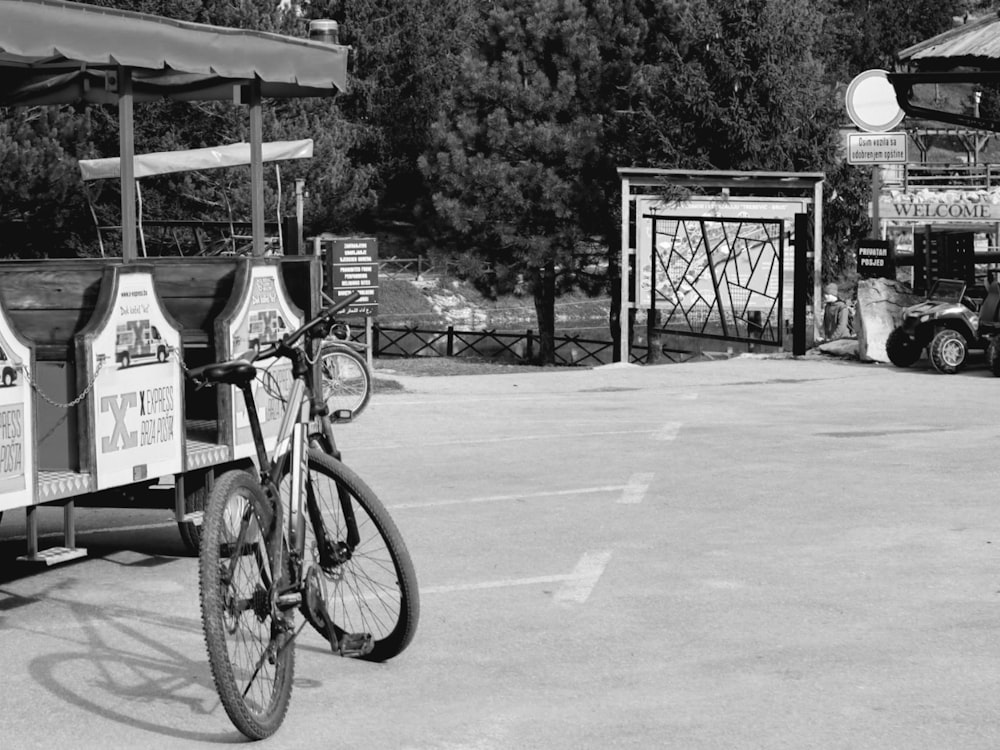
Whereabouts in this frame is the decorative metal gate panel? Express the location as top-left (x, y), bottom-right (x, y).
top-left (644, 215), bottom-right (784, 346)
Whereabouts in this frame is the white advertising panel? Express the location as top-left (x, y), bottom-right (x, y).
top-left (0, 305), bottom-right (33, 511)
top-left (89, 270), bottom-right (183, 489)
top-left (226, 264), bottom-right (304, 459)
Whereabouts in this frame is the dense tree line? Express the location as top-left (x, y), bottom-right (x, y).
top-left (0, 0), bottom-right (989, 359)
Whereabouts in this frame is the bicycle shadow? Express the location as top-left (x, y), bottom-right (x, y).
top-left (9, 581), bottom-right (245, 744)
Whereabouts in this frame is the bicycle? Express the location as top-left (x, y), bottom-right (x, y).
top-left (188, 291), bottom-right (419, 740)
top-left (320, 318), bottom-right (372, 421)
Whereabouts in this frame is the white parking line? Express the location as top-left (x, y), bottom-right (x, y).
top-left (423, 549), bottom-right (612, 605)
top-left (656, 421), bottom-right (683, 441)
top-left (553, 550), bottom-right (613, 604)
top-left (617, 472), bottom-right (654, 504)
top-left (393, 485), bottom-right (627, 510)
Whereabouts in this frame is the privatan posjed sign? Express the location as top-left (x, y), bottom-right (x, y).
top-left (856, 239), bottom-right (895, 279)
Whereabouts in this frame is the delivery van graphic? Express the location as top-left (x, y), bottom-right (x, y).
top-left (0, 342), bottom-right (22, 387)
top-left (247, 310), bottom-right (288, 350)
top-left (116, 319), bottom-right (169, 368)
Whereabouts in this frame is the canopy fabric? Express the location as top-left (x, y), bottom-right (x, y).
top-left (0, 0), bottom-right (349, 105)
top-left (78, 140), bottom-right (314, 181)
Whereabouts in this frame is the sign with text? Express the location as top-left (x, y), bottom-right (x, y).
top-left (225, 264), bottom-right (304, 459)
top-left (847, 132), bottom-right (907, 164)
top-left (86, 270), bottom-right (183, 489)
top-left (878, 191), bottom-right (1000, 222)
top-left (856, 239), bottom-right (895, 279)
top-left (324, 237), bottom-right (379, 315)
top-left (0, 300), bottom-right (33, 511)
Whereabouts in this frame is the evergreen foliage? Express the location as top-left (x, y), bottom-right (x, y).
top-left (0, 0), bottom-right (986, 343)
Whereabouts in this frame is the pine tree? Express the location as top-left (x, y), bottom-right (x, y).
top-left (420, 0), bottom-right (608, 364)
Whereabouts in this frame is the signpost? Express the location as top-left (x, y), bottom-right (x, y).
top-left (324, 237), bottom-right (379, 315)
top-left (319, 236), bottom-right (379, 369)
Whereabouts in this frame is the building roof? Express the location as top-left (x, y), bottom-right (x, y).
top-left (897, 13), bottom-right (1000, 69)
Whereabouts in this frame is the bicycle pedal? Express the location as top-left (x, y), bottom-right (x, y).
top-left (336, 632), bottom-right (374, 658)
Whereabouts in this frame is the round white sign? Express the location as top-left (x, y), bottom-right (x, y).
top-left (845, 69), bottom-right (905, 133)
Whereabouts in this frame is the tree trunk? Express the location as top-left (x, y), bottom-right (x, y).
top-left (609, 253), bottom-right (621, 362)
top-left (532, 261), bottom-right (556, 365)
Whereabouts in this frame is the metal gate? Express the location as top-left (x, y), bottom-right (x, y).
top-left (643, 215), bottom-right (784, 346)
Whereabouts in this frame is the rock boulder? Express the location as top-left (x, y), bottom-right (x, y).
top-left (855, 278), bottom-right (923, 363)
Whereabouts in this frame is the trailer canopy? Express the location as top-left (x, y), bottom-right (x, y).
top-left (0, 0), bottom-right (348, 105)
top-left (78, 140), bottom-right (315, 181)
top-left (0, 0), bottom-right (349, 261)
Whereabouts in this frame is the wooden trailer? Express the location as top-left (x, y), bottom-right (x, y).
top-left (0, 0), bottom-right (349, 562)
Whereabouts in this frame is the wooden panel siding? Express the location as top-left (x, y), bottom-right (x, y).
top-left (0, 261), bottom-right (107, 360)
top-left (0, 257), bottom-right (319, 360)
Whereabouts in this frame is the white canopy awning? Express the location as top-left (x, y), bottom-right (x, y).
top-left (79, 140), bottom-right (314, 181)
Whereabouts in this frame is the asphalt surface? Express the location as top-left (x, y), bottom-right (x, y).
top-left (2, 351), bottom-right (1000, 749)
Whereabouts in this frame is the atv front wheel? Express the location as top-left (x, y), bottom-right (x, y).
top-left (987, 337), bottom-right (1000, 377)
top-left (929, 329), bottom-right (967, 374)
top-left (886, 327), bottom-right (922, 368)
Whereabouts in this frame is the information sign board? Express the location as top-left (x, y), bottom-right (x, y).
top-left (324, 237), bottom-right (379, 315)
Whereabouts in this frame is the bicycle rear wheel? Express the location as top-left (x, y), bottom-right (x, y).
top-left (319, 344), bottom-right (371, 420)
top-left (199, 470), bottom-right (295, 739)
top-left (283, 449), bottom-right (419, 661)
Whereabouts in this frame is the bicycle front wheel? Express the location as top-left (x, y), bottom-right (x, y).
top-left (284, 449), bottom-right (419, 661)
top-left (319, 344), bottom-right (372, 420)
top-left (200, 470), bottom-right (295, 740)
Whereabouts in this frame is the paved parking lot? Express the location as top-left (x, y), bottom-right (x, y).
top-left (2, 353), bottom-right (1000, 749)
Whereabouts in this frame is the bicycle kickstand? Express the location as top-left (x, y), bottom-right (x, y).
top-left (302, 566), bottom-right (374, 658)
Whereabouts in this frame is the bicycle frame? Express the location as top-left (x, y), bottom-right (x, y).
top-left (233, 338), bottom-right (360, 609)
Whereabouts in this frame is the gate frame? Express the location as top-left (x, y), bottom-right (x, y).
top-left (618, 168), bottom-right (825, 362)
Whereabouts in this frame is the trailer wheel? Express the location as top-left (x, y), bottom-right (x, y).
top-left (177, 480), bottom-right (207, 555)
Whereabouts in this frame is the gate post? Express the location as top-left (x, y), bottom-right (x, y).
top-left (793, 212), bottom-right (811, 356)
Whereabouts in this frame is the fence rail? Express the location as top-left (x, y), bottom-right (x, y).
top-left (365, 324), bottom-right (704, 366)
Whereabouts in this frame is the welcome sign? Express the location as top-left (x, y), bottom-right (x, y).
top-left (879, 189), bottom-right (1000, 222)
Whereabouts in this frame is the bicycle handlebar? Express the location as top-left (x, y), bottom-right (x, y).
top-left (252, 291), bottom-right (361, 361)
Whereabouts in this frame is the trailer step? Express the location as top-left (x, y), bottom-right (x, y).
top-left (17, 546), bottom-right (88, 566)
top-left (20, 501), bottom-right (87, 567)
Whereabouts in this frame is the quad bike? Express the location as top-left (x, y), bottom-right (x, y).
top-left (976, 280), bottom-right (1000, 376)
top-left (886, 278), bottom-right (999, 374)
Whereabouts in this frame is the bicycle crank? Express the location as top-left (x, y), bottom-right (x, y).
top-left (302, 564), bottom-right (374, 658)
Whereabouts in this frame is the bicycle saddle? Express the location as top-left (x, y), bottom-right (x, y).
top-left (188, 359), bottom-right (257, 386)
